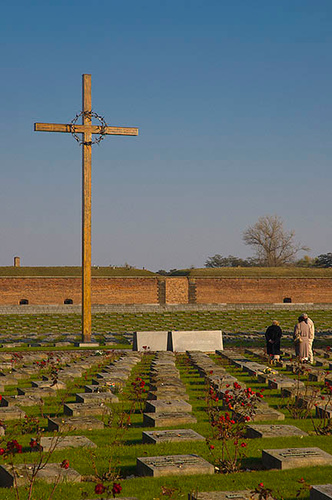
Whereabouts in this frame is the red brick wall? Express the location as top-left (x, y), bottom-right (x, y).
top-left (165, 277), bottom-right (188, 304)
top-left (1, 276), bottom-right (332, 305)
top-left (0, 277), bottom-right (159, 305)
top-left (194, 278), bottom-right (332, 304)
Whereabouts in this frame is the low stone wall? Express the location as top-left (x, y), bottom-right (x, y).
top-left (1, 303), bottom-right (332, 315)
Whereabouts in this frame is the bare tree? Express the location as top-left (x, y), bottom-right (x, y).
top-left (242, 215), bottom-right (309, 267)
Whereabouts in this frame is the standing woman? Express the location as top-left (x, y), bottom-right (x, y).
top-left (293, 315), bottom-right (312, 362)
top-left (265, 320), bottom-right (282, 362)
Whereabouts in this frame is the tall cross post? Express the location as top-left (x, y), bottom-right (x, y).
top-left (34, 74), bottom-right (138, 343)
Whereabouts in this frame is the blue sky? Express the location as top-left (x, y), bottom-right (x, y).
top-left (1, 1), bottom-right (332, 270)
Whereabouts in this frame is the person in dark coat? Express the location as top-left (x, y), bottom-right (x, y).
top-left (265, 320), bottom-right (282, 361)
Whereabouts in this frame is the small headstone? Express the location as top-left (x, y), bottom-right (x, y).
top-left (48, 416), bottom-right (104, 432)
top-left (246, 424), bottom-right (308, 439)
top-left (133, 331), bottom-right (169, 352)
top-left (310, 484), bottom-right (332, 500)
top-left (0, 463), bottom-right (81, 487)
top-left (142, 429), bottom-right (205, 444)
top-left (76, 392), bottom-right (119, 404)
top-left (0, 406), bottom-right (26, 420)
top-left (143, 412), bottom-right (197, 427)
top-left (189, 491), bottom-right (253, 500)
top-left (262, 447), bottom-right (332, 470)
top-left (145, 400), bottom-right (192, 414)
top-left (1, 395), bottom-right (43, 407)
top-left (137, 454), bottom-right (214, 477)
top-left (63, 402), bottom-right (111, 417)
top-left (40, 435), bottom-right (97, 451)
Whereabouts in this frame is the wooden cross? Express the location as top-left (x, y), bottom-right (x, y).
top-left (34, 74), bottom-right (138, 343)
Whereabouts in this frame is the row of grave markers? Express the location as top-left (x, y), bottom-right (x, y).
top-left (0, 346), bottom-right (331, 499)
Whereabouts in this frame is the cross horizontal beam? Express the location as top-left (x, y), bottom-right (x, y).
top-left (34, 122), bottom-right (138, 136)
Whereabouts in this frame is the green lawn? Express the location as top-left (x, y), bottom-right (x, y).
top-left (0, 348), bottom-right (331, 499)
top-left (1, 309), bottom-right (332, 337)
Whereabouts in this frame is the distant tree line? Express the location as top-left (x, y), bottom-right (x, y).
top-left (205, 215), bottom-right (332, 268)
top-left (205, 253), bottom-right (332, 268)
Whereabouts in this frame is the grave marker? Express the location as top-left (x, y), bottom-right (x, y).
top-left (262, 447), bottom-right (332, 470)
top-left (137, 454), bottom-right (214, 477)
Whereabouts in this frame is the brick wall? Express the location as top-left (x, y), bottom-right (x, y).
top-left (1, 276), bottom-right (332, 305)
top-left (194, 278), bottom-right (332, 304)
top-left (0, 277), bottom-right (159, 305)
top-left (165, 277), bottom-right (188, 304)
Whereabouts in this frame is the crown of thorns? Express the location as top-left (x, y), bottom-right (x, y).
top-left (70, 110), bottom-right (108, 145)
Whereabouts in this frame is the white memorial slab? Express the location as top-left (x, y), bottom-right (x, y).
top-left (133, 331), bottom-right (168, 352)
top-left (169, 330), bottom-right (223, 352)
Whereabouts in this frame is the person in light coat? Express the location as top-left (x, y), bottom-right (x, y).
top-left (301, 313), bottom-right (315, 364)
top-left (293, 315), bottom-right (314, 362)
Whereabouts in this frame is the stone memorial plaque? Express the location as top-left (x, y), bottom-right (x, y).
top-left (63, 402), bottom-right (111, 417)
top-left (189, 491), bottom-right (253, 500)
top-left (143, 412), bottom-right (197, 427)
top-left (17, 387), bottom-right (55, 397)
top-left (247, 404), bottom-right (285, 422)
top-left (169, 330), bottom-right (223, 353)
top-left (40, 435), bottom-right (97, 451)
top-left (0, 406), bottom-right (26, 420)
top-left (142, 429), bottom-right (205, 444)
top-left (308, 371), bottom-right (326, 382)
top-left (31, 380), bottom-right (67, 390)
top-left (76, 392), bottom-right (119, 404)
top-left (133, 331), bottom-right (169, 352)
top-left (0, 463), bottom-right (81, 487)
top-left (262, 447), bottom-right (332, 470)
top-left (48, 416), bottom-right (104, 432)
top-left (316, 404), bottom-right (332, 419)
top-left (247, 424), bottom-right (308, 439)
top-left (1, 395), bottom-right (43, 407)
top-left (137, 454), bottom-right (214, 477)
top-left (268, 377), bottom-right (304, 390)
top-left (310, 484), bottom-right (332, 500)
top-left (145, 399), bottom-right (192, 414)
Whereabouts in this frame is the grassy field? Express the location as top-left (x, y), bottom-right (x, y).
top-left (0, 309), bottom-right (332, 338)
top-left (188, 267), bottom-right (332, 278)
top-left (0, 350), bottom-right (331, 499)
top-left (2, 266), bottom-right (332, 278)
top-left (0, 267), bottom-right (155, 277)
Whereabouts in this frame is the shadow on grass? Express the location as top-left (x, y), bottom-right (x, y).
top-left (120, 464), bottom-right (137, 478)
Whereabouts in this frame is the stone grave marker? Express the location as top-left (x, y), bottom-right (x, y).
top-left (137, 454), bottom-right (214, 477)
top-left (143, 412), bottom-right (197, 427)
top-left (145, 399), bottom-right (192, 414)
top-left (63, 402), bottom-right (111, 417)
top-left (189, 491), bottom-right (253, 500)
top-left (170, 330), bottom-right (223, 352)
top-left (268, 376), bottom-right (304, 390)
top-left (17, 387), bottom-right (55, 397)
top-left (247, 424), bottom-right (308, 439)
top-left (1, 395), bottom-right (43, 407)
top-left (248, 403), bottom-right (285, 422)
top-left (133, 331), bottom-right (169, 352)
top-left (262, 447), bottom-right (332, 470)
top-left (0, 463), bottom-right (81, 487)
top-left (76, 392), bottom-right (119, 404)
top-left (48, 416), bottom-right (104, 432)
top-left (40, 435), bottom-right (97, 451)
top-left (310, 484), bottom-right (332, 500)
top-left (316, 403), bottom-right (332, 419)
top-left (0, 406), bottom-right (26, 420)
top-left (142, 429), bottom-right (205, 444)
